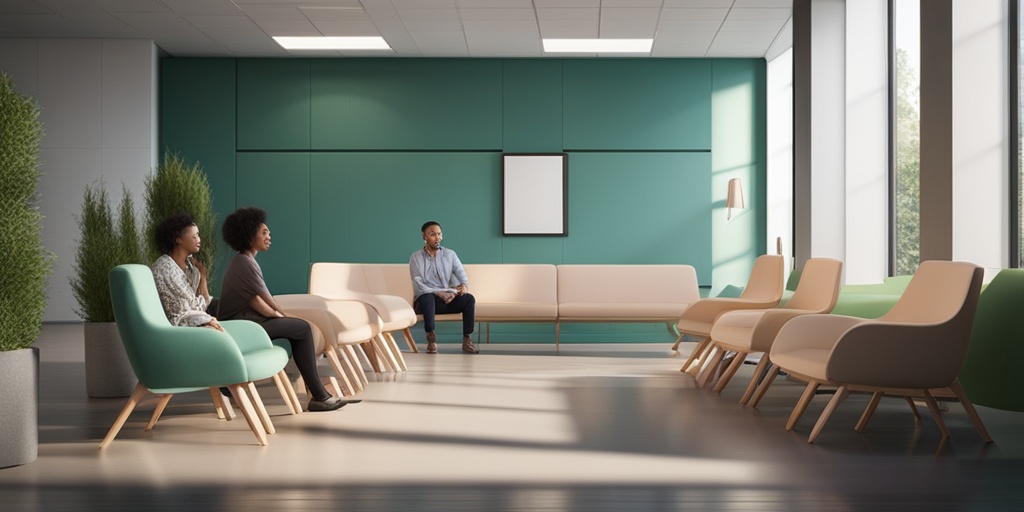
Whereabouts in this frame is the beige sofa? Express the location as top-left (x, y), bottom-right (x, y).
top-left (308, 262), bottom-right (699, 351)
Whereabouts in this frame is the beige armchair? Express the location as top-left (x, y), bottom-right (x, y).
top-left (674, 254), bottom-right (785, 373)
top-left (698, 258), bottom-right (843, 404)
top-left (763, 260), bottom-right (990, 443)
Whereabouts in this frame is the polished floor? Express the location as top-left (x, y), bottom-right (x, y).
top-left (2, 324), bottom-right (1024, 511)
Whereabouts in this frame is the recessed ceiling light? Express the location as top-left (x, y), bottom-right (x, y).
top-left (273, 36), bottom-right (392, 51)
top-left (542, 39), bottom-right (653, 53)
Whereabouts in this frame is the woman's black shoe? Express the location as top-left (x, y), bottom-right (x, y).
top-left (307, 396), bottom-right (346, 412)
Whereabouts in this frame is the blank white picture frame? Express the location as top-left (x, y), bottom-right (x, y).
top-left (502, 153), bottom-right (568, 236)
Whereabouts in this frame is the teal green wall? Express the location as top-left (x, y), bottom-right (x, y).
top-left (160, 57), bottom-right (766, 343)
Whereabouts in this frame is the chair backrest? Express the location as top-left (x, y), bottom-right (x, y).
top-left (308, 262), bottom-right (371, 298)
top-left (881, 260), bottom-right (983, 325)
top-left (556, 265), bottom-right (700, 305)
top-left (359, 264), bottom-right (415, 302)
top-left (108, 264), bottom-right (177, 379)
top-left (959, 268), bottom-right (1024, 411)
top-left (463, 264), bottom-right (557, 304)
top-left (783, 258), bottom-right (843, 312)
top-left (739, 254), bottom-right (785, 302)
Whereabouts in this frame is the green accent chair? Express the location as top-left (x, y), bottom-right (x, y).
top-left (100, 264), bottom-right (291, 448)
top-left (960, 268), bottom-right (1024, 412)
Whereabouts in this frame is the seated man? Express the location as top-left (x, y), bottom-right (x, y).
top-left (409, 221), bottom-right (477, 354)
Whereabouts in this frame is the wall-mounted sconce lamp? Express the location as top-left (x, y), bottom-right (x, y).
top-left (726, 178), bottom-right (745, 221)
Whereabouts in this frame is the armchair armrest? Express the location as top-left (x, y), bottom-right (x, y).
top-left (749, 309), bottom-right (852, 353)
top-left (677, 298), bottom-right (780, 325)
top-left (140, 324), bottom-right (249, 388)
top-left (771, 314), bottom-right (869, 354)
top-left (220, 320), bottom-right (275, 354)
top-left (827, 322), bottom-right (963, 388)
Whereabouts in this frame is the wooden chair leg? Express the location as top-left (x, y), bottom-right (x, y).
top-left (905, 396), bottom-right (922, 419)
top-left (948, 379), bottom-right (993, 443)
top-left (145, 394), bottom-right (174, 431)
top-left (325, 348), bottom-right (358, 396)
top-left (921, 389), bottom-right (951, 439)
top-left (713, 350), bottom-right (748, 393)
top-left (671, 333), bottom-right (685, 352)
top-left (786, 382), bottom-right (820, 431)
top-left (372, 334), bottom-right (398, 372)
top-left (681, 336), bottom-right (711, 373)
top-left (384, 332), bottom-right (408, 371)
top-left (229, 383), bottom-right (268, 446)
top-left (555, 322), bottom-right (561, 354)
top-left (748, 363), bottom-right (781, 408)
top-left (739, 355), bottom-right (769, 405)
top-left (808, 384), bottom-right (849, 443)
top-left (361, 341), bottom-right (382, 373)
top-left (272, 370), bottom-right (301, 415)
top-left (246, 382), bottom-right (276, 435)
top-left (345, 345), bottom-right (370, 387)
top-left (99, 383), bottom-right (150, 450)
top-left (210, 387), bottom-right (234, 420)
top-left (403, 327), bottom-right (419, 353)
top-left (696, 346), bottom-right (724, 389)
top-left (855, 392), bottom-right (884, 433)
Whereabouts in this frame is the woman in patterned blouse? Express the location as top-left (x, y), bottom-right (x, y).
top-left (150, 213), bottom-right (223, 331)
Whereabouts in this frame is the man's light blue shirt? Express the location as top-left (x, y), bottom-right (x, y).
top-left (409, 246), bottom-right (469, 300)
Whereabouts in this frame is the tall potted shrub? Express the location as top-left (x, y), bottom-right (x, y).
top-left (145, 152), bottom-right (218, 292)
top-left (71, 182), bottom-right (143, 397)
top-left (0, 72), bottom-right (54, 468)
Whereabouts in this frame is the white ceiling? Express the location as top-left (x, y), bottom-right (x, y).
top-left (0, 0), bottom-right (793, 59)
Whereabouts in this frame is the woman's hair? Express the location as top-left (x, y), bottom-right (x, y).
top-left (153, 213), bottom-right (196, 255)
top-left (222, 207), bottom-right (267, 252)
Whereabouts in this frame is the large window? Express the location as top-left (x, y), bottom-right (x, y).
top-left (892, 0), bottom-right (921, 276)
top-left (1016, 0), bottom-right (1023, 267)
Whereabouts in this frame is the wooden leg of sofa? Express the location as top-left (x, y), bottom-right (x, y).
top-left (403, 327), bottom-right (419, 353)
top-left (229, 383), bottom-right (268, 447)
top-left (808, 384), bottom-right (849, 443)
top-left (948, 379), bottom-right (993, 443)
top-left (99, 383), bottom-right (150, 450)
top-left (555, 322), bottom-right (560, 354)
top-left (144, 394), bottom-right (174, 431)
top-left (786, 382), bottom-right (820, 431)
top-left (855, 392), bottom-right (884, 433)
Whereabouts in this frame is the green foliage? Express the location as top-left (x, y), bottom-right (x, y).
top-left (71, 181), bottom-right (145, 323)
top-left (145, 152), bottom-right (218, 292)
top-left (894, 48), bottom-right (921, 276)
top-left (0, 72), bottom-right (54, 351)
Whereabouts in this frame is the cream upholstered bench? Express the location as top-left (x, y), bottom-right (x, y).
top-left (307, 262), bottom-right (699, 351)
top-left (555, 265), bottom-right (701, 351)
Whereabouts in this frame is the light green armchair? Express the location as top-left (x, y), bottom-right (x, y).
top-left (100, 264), bottom-right (291, 448)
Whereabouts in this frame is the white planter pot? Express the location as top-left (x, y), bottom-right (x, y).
top-left (0, 347), bottom-right (38, 468)
top-left (84, 322), bottom-right (137, 398)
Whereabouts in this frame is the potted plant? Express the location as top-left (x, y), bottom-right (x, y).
top-left (144, 152), bottom-right (218, 293)
top-left (71, 182), bottom-right (143, 398)
top-left (0, 72), bottom-right (54, 468)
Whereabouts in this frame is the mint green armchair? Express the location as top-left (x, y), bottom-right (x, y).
top-left (99, 264), bottom-right (290, 448)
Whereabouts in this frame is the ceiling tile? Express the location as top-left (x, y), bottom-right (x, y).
top-left (236, 5), bottom-right (306, 20)
top-left (398, 8), bottom-right (459, 20)
top-left (600, 8), bottom-right (660, 20)
top-left (310, 19), bottom-right (381, 36)
top-left (459, 8), bottom-right (535, 21)
top-left (251, 18), bottom-right (321, 37)
top-left (392, 0), bottom-right (456, 8)
top-left (661, 8), bottom-right (728, 20)
top-left (157, 0), bottom-right (240, 16)
top-left (457, 0), bottom-right (533, 7)
top-left (536, 8), bottom-right (598, 20)
top-left (183, 15), bottom-right (260, 30)
top-left (463, 20), bottom-right (538, 32)
top-left (402, 19), bottom-right (463, 32)
top-left (727, 8), bottom-right (792, 21)
top-left (0, 1), bottom-right (52, 14)
top-left (539, 19), bottom-right (598, 38)
top-left (299, 6), bottom-right (371, 21)
top-left (534, 0), bottom-right (599, 7)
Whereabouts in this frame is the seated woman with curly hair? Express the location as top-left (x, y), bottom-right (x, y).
top-left (150, 213), bottom-right (223, 332)
top-left (218, 206), bottom-right (356, 412)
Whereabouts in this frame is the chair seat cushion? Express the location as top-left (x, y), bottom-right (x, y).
top-left (243, 346), bottom-right (290, 381)
top-left (558, 303), bottom-right (689, 320)
top-left (709, 310), bottom-right (768, 348)
top-left (770, 347), bottom-right (831, 381)
top-left (478, 303), bottom-right (557, 320)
